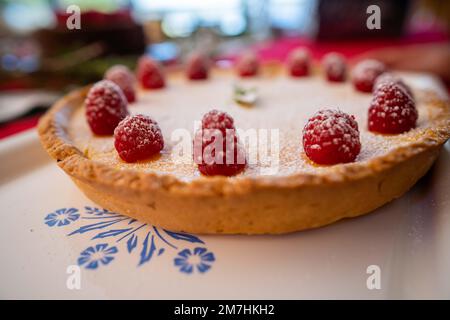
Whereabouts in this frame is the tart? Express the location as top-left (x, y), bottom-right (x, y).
top-left (38, 62), bottom-right (450, 234)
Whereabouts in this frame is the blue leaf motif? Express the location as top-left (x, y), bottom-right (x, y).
top-left (127, 234), bottom-right (138, 253)
top-left (68, 218), bottom-right (128, 236)
top-left (139, 232), bottom-right (156, 266)
top-left (153, 226), bottom-right (177, 249)
top-left (92, 228), bottom-right (133, 240)
top-left (117, 224), bottom-right (146, 242)
top-left (164, 230), bottom-right (205, 244)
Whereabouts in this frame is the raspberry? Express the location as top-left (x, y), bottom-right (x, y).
top-left (236, 52), bottom-right (259, 77)
top-left (287, 48), bottom-right (310, 77)
top-left (194, 110), bottom-right (246, 176)
top-left (186, 53), bottom-right (209, 80)
top-left (302, 109), bottom-right (361, 165)
top-left (85, 80), bottom-right (129, 135)
top-left (114, 114), bottom-right (164, 163)
top-left (351, 59), bottom-right (386, 93)
top-left (198, 147), bottom-right (246, 176)
top-left (104, 65), bottom-right (136, 103)
top-left (201, 109), bottom-right (234, 135)
top-left (373, 73), bottom-right (413, 98)
top-left (136, 56), bottom-right (165, 89)
top-left (368, 82), bottom-right (417, 134)
top-left (322, 52), bottom-right (346, 82)
top-left (194, 132), bottom-right (246, 177)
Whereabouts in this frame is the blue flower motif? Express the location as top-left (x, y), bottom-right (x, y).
top-left (45, 206), bottom-right (217, 273)
top-left (44, 208), bottom-right (79, 227)
top-left (174, 247), bottom-right (215, 274)
top-left (78, 243), bottom-right (118, 269)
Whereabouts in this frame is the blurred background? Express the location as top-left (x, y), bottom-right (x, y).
top-left (0, 0), bottom-right (449, 138)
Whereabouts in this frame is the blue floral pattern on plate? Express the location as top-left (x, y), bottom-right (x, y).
top-left (44, 208), bottom-right (79, 227)
top-left (174, 247), bottom-right (215, 274)
top-left (44, 206), bottom-right (215, 274)
top-left (78, 243), bottom-right (118, 269)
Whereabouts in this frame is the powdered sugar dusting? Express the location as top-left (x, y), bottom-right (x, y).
top-left (373, 72), bottom-right (413, 97)
top-left (202, 109), bottom-right (234, 133)
top-left (114, 114), bottom-right (164, 162)
top-left (69, 70), bottom-right (442, 180)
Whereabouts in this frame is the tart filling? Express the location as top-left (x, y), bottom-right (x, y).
top-left (67, 68), bottom-right (449, 181)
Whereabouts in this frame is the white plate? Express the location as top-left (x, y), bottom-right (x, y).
top-left (0, 91), bottom-right (60, 122)
top-left (0, 129), bottom-right (449, 299)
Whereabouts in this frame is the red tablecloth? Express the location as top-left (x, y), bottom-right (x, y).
top-left (0, 114), bottom-right (41, 140)
top-left (1, 31), bottom-right (448, 140)
top-left (254, 31), bottom-right (449, 61)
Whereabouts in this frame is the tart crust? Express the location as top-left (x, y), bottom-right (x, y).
top-left (38, 66), bottom-right (450, 234)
